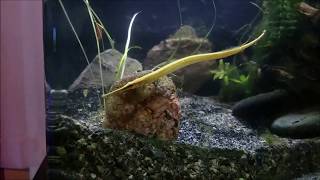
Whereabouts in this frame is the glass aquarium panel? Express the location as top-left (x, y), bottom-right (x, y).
top-left (44, 0), bottom-right (320, 179)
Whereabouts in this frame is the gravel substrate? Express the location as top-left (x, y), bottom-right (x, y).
top-left (178, 94), bottom-right (266, 153)
top-left (47, 89), bottom-right (320, 179)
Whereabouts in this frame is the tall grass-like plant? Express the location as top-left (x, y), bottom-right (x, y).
top-left (59, 0), bottom-right (139, 99)
top-left (58, 0), bottom-right (93, 76)
top-left (191, 0), bottom-right (216, 55)
top-left (59, 0), bottom-right (105, 103)
top-left (115, 12), bottom-right (140, 80)
top-left (87, 6), bottom-right (115, 49)
top-left (236, 2), bottom-right (264, 45)
top-left (83, 0), bottom-right (106, 98)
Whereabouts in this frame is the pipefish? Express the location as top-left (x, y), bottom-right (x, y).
top-left (103, 30), bottom-right (266, 98)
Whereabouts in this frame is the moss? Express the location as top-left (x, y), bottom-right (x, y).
top-left (260, 130), bottom-right (283, 145)
top-left (252, 0), bottom-right (302, 63)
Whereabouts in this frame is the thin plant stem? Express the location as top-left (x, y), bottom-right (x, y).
top-left (58, 0), bottom-right (93, 76)
top-left (177, 0), bottom-right (183, 26)
top-left (83, 0), bottom-right (105, 109)
top-left (191, 0), bottom-right (216, 55)
top-left (115, 12), bottom-right (140, 80)
top-left (89, 6), bottom-right (115, 49)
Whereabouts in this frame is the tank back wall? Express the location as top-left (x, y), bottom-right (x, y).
top-left (44, 0), bottom-right (258, 88)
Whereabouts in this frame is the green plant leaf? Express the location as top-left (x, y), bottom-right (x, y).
top-left (115, 12), bottom-right (140, 80)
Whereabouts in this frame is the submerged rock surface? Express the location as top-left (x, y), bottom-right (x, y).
top-left (144, 25), bottom-right (213, 93)
top-left (104, 71), bottom-right (181, 140)
top-left (271, 109), bottom-right (320, 138)
top-left (68, 49), bottom-right (142, 92)
top-left (47, 89), bottom-right (320, 179)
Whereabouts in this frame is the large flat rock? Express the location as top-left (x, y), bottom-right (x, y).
top-left (47, 89), bottom-right (320, 179)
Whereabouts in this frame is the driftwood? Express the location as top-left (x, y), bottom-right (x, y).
top-left (298, 2), bottom-right (320, 25)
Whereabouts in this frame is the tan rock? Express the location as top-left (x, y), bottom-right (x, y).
top-left (103, 71), bottom-right (181, 140)
top-left (144, 25), bottom-right (213, 93)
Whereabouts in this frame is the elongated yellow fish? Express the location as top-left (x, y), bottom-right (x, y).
top-left (103, 30), bottom-right (266, 98)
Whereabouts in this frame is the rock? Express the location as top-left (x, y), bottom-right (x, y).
top-left (271, 109), bottom-right (320, 138)
top-left (68, 49), bottom-right (142, 92)
top-left (232, 89), bottom-right (299, 121)
top-left (297, 2), bottom-right (320, 25)
top-left (144, 25), bottom-right (213, 93)
top-left (103, 71), bottom-right (181, 140)
top-left (295, 172), bottom-right (320, 179)
top-left (48, 169), bottom-right (83, 180)
top-left (47, 93), bottom-right (320, 179)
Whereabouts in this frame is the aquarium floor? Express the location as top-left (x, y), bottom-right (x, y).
top-left (47, 89), bottom-right (320, 179)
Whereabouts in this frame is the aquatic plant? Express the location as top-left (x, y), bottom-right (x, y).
top-left (190, 0), bottom-right (216, 55)
top-left (58, 0), bottom-right (115, 105)
top-left (59, 0), bottom-right (116, 99)
top-left (211, 60), bottom-right (237, 86)
top-left (103, 31), bottom-right (265, 97)
top-left (58, 0), bottom-right (91, 74)
top-left (211, 60), bottom-right (259, 101)
top-left (115, 12), bottom-right (140, 81)
top-left (252, 0), bottom-right (301, 63)
top-left (83, 0), bottom-right (106, 97)
top-left (60, 0), bottom-right (141, 107)
top-left (260, 130), bottom-right (283, 145)
top-left (87, 6), bottom-right (115, 49)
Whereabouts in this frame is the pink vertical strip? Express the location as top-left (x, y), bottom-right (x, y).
top-left (0, 0), bottom-right (46, 179)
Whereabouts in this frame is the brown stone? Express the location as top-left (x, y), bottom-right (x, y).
top-left (143, 25), bottom-right (213, 93)
top-left (103, 71), bottom-right (181, 140)
top-left (298, 2), bottom-right (320, 25)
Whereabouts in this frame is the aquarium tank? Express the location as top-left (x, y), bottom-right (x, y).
top-left (44, 0), bottom-right (320, 179)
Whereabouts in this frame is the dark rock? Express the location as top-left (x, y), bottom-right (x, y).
top-left (68, 49), bottom-right (142, 92)
top-left (232, 89), bottom-right (299, 120)
top-left (271, 109), bottom-right (320, 138)
top-left (144, 25), bottom-right (213, 93)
